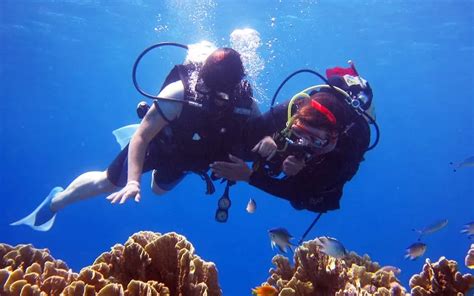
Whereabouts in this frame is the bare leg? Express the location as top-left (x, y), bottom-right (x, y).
top-left (51, 170), bottom-right (119, 211)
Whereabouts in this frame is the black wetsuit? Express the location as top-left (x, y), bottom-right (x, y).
top-left (107, 64), bottom-right (256, 190)
top-left (243, 100), bottom-right (370, 213)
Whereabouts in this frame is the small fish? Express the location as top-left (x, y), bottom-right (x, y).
top-left (450, 156), bottom-right (474, 172)
top-left (252, 285), bottom-right (278, 296)
top-left (413, 219), bottom-right (448, 240)
top-left (461, 222), bottom-right (474, 239)
top-left (466, 244), bottom-right (474, 269)
top-left (314, 236), bottom-right (347, 259)
top-left (268, 227), bottom-right (296, 254)
top-left (246, 198), bottom-right (256, 214)
top-left (379, 265), bottom-right (401, 275)
top-left (283, 14), bottom-right (299, 20)
top-left (405, 242), bottom-right (427, 260)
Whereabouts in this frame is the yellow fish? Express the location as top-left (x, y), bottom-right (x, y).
top-left (252, 285), bottom-right (278, 296)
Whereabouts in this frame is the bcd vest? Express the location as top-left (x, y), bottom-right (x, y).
top-left (152, 63), bottom-right (255, 172)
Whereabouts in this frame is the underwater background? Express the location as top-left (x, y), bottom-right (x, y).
top-left (1, 0), bottom-right (473, 295)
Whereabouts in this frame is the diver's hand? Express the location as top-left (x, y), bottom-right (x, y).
top-left (210, 154), bottom-right (252, 182)
top-left (282, 155), bottom-right (305, 176)
top-left (252, 136), bottom-right (277, 160)
top-left (106, 181), bottom-right (141, 204)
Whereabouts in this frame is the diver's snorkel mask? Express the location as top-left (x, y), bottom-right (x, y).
top-left (197, 78), bottom-right (238, 101)
top-left (286, 96), bottom-right (338, 155)
top-left (195, 79), bottom-right (237, 114)
top-left (290, 123), bottom-right (331, 150)
top-left (284, 120), bottom-right (337, 162)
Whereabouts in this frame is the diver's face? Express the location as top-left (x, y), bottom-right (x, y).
top-left (204, 79), bottom-right (239, 96)
top-left (207, 82), bottom-right (238, 107)
top-left (291, 121), bottom-right (338, 155)
top-left (200, 61), bottom-right (241, 94)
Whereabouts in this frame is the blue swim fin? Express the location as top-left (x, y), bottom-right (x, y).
top-left (112, 124), bottom-right (139, 149)
top-left (10, 187), bottom-right (63, 231)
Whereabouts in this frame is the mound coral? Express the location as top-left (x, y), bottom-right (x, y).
top-left (0, 244), bottom-right (76, 296)
top-left (262, 239), bottom-right (406, 296)
top-left (0, 231), bottom-right (221, 296)
top-left (4, 233), bottom-right (474, 296)
top-left (409, 256), bottom-right (474, 295)
top-left (466, 244), bottom-right (474, 270)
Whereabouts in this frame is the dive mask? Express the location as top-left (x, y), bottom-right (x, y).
top-left (291, 123), bottom-right (331, 150)
top-left (196, 78), bottom-right (237, 105)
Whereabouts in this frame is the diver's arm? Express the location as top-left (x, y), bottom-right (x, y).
top-left (249, 171), bottom-right (343, 213)
top-left (106, 104), bottom-right (168, 204)
top-left (106, 81), bottom-right (184, 204)
top-left (126, 80), bottom-right (185, 187)
top-left (248, 169), bottom-right (296, 201)
top-left (242, 103), bottom-right (288, 157)
top-left (127, 105), bottom-right (167, 186)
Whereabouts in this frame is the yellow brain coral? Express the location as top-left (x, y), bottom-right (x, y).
top-left (409, 256), bottom-right (474, 295)
top-left (1, 231), bottom-right (221, 296)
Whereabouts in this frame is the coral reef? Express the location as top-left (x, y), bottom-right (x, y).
top-left (260, 240), bottom-right (474, 295)
top-left (466, 244), bottom-right (474, 270)
top-left (0, 244), bottom-right (75, 296)
top-left (0, 231), bottom-right (221, 296)
top-left (3, 234), bottom-right (474, 296)
top-left (262, 239), bottom-right (406, 296)
top-left (409, 256), bottom-right (474, 295)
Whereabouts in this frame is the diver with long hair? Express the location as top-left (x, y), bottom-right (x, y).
top-left (11, 46), bottom-right (260, 231)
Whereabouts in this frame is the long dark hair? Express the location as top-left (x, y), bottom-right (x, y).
top-left (199, 48), bottom-right (245, 92)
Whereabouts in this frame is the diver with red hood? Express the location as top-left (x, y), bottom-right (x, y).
top-left (211, 63), bottom-right (377, 237)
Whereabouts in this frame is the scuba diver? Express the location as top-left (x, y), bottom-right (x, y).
top-left (11, 46), bottom-right (260, 231)
top-left (211, 63), bottom-right (376, 215)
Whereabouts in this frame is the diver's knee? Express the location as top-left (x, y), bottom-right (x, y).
top-left (151, 182), bottom-right (168, 196)
top-left (99, 170), bottom-right (119, 191)
top-left (151, 170), bottom-right (169, 196)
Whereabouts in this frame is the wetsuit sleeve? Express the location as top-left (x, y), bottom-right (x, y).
top-left (248, 169), bottom-right (343, 213)
top-left (248, 169), bottom-right (295, 200)
top-left (242, 103), bottom-right (288, 154)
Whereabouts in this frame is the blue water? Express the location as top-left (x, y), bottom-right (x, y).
top-left (1, 0), bottom-right (473, 295)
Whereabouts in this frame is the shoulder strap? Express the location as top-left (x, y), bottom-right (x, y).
top-left (159, 65), bottom-right (182, 91)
